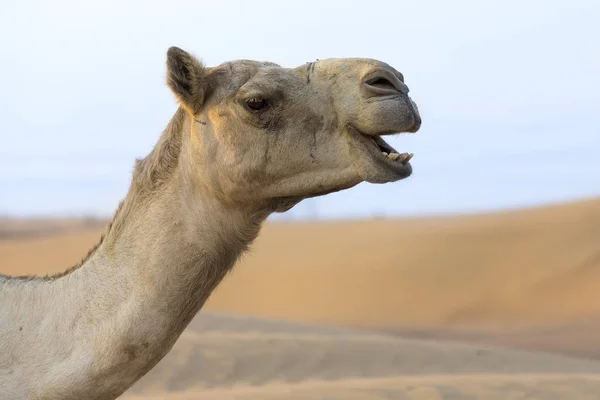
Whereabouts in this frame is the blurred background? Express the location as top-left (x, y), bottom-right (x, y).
top-left (1, 1), bottom-right (600, 398)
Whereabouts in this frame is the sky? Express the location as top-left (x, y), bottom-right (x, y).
top-left (1, 0), bottom-right (599, 219)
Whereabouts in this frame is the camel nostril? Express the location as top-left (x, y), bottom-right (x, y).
top-left (365, 77), bottom-right (397, 92)
top-left (363, 70), bottom-right (409, 96)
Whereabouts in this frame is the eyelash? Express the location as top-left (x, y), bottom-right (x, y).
top-left (244, 97), bottom-right (270, 112)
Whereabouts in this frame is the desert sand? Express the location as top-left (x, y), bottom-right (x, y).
top-left (1, 197), bottom-right (600, 399)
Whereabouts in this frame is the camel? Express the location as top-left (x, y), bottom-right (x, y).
top-left (0, 46), bottom-right (421, 399)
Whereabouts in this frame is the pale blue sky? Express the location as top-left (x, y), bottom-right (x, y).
top-left (1, 0), bottom-right (598, 219)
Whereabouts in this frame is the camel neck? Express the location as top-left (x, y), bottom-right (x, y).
top-left (68, 172), bottom-right (265, 398)
top-left (0, 142), bottom-right (267, 400)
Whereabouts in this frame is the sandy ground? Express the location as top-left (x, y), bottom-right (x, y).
top-left (2, 197), bottom-right (600, 399)
top-left (120, 313), bottom-right (600, 399)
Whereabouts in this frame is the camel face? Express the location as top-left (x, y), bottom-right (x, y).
top-left (166, 47), bottom-right (421, 207)
top-left (304, 57), bottom-right (421, 185)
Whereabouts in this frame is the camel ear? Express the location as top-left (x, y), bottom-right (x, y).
top-left (166, 46), bottom-right (207, 114)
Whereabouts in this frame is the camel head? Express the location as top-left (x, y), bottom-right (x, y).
top-left (166, 47), bottom-right (421, 211)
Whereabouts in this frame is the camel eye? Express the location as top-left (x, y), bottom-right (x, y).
top-left (245, 98), bottom-right (268, 111)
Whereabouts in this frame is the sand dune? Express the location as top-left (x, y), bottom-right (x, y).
top-left (124, 375), bottom-right (600, 400)
top-left (206, 196), bottom-right (600, 329)
top-left (2, 197), bottom-right (600, 399)
top-left (120, 313), bottom-right (600, 399)
top-left (2, 197), bottom-right (599, 329)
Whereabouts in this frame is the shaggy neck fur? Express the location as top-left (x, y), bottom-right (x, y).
top-left (0, 108), bottom-right (267, 400)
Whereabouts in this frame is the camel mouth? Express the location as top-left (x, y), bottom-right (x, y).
top-left (368, 134), bottom-right (413, 164)
top-left (347, 125), bottom-right (414, 182)
top-left (350, 126), bottom-right (414, 165)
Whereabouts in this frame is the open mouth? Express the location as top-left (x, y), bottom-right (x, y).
top-left (368, 135), bottom-right (413, 164)
top-left (346, 124), bottom-right (414, 181)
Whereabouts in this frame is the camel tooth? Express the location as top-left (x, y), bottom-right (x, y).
top-left (388, 152), bottom-right (400, 161)
top-left (381, 152), bottom-right (388, 156)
